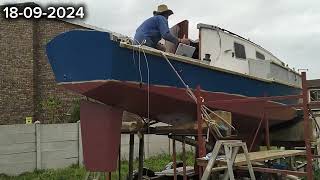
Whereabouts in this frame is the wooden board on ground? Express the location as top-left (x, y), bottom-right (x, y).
top-left (155, 166), bottom-right (195, 176)
top-left (197, 150), bottom-right (305, 167)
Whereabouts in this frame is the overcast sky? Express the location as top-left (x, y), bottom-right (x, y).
top-left (2, 0), bottom-right (320, 79)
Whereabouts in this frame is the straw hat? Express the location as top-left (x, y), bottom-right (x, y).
top-left (153, 4), bottom-right (174, 16)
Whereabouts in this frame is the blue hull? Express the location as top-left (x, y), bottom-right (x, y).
top-left (46, 30), bottom-right (301, 104)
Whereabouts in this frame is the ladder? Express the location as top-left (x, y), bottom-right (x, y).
top-left (201, 140), bottom-right (256, 180)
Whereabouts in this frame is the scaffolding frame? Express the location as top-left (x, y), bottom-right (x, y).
top-left (121, 72), bottom-right (319, 180)
top-left (195, 71), bottom-right (320, 180)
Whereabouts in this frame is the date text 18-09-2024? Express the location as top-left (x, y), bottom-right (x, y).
top-left (2, 5), bottom-right (85, 19)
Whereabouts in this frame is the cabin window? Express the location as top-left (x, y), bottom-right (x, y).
top-left (310, 89), bottom-right (320, 102)
top-left (256, 51), bottom-right (265, 60)
top-left (234, 42), bottom-right (246, 59)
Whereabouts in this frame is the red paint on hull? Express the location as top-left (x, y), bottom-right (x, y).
top-left (63, 81), bottom-right (297, 126)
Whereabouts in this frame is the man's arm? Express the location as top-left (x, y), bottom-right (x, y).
top-left (157, 16), bottom-right (179, 45)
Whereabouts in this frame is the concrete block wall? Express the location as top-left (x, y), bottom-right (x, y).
top-left (0, 123), bottom-right (190, 176)
top-left (0, 123), bottom-right (82, 175)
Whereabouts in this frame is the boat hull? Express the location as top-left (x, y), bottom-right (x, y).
top-left (46, 30), bottom-right (301, 126)
top-left (61, 80), bottom-right (297, 122)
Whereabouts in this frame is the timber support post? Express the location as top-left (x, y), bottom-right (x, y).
top-left (138, 132), bottom-right (144, 180)
top-left (302, 72), bottom-right (314, 180)
top-left (196, 85), bottom-right (206, 178)
top-left (128, 134), bottom-right (134, 180)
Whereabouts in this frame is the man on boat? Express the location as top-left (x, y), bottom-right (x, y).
top-left (134, 4), bottom-right (190, 51)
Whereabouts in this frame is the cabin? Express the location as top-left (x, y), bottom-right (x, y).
top-left (162, 22), bottom-right (302, 88)
top-left (308, 79), bottom-right (320, 106)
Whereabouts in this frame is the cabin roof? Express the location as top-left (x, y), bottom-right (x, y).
top-left (197, 23), bottom-right (285, 66)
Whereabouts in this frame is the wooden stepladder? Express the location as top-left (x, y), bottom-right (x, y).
top-left (201, 140), bottom-right (256, 180)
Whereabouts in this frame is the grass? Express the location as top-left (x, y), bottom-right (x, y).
top-left (0, 151), bottom-right (195, 180)
top-left (315, 169), bottom-right (320, 179)
top-left (0, 164), bottom-right (86, 180)
top-left (2, 151), bottom-right (319, 179)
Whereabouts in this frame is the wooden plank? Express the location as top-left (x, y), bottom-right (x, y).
top-left (0, 142), bottom-right (35, 155)
top-left (270, 121), bottom-right (305, 142)
top-left (211, 166), bottom-right (227, 172)
top-left (231, 150), bottom-right (305, 166)
top-left (155, 167), bottom-right (194, 176)
top-left (0, 124), bottom-right (35, 134)
top-left (209, 111), bottom-right (232, 136)
top-left (0, 133), bottom-right (35, 145)
top-left (237, 166), bottom-right (308, 177)
top-left (41, 157), bottom-right (78, 169)
top-left (201, 141), bottom-right (222, 180)
top-left (121, 122), bottom-right (144, 133)
top-left (41, 141), bottom-right (78, 152)
top-left (197, 150), bottom-right (305, 167)
top-left (241, 144), bottom-right (256, 180)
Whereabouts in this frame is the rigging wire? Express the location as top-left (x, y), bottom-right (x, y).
top-left (160, 52), bottom-right (197, 103)
top-left (131, 39), bottom-right (151, 133)
top-left (128, 38), bottom-right (235, 139)
top-left (160, 51), bottom-right (234, 138)
top-left (141, 48), bottom-right (150, 133)
top-left (132, 39), bottom-right (143, 84)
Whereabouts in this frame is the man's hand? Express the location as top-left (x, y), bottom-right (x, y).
top-left (156, 43), bottom-right (166, 52)
top-left (179, 35), bottom-right (190, 45)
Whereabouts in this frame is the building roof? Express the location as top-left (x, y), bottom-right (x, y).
top-left (308, 79), bottom-right (320, 89)
top-left (0, 2), bottom-right (37, 7)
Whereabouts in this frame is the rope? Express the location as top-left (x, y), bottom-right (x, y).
top-left (141, 48), bottom-right (150, 133)
top-left (160, 52), bottom-right (197, 103)
top-left (202, 105), bottom-right (235, 130)
top-left (160, 51), bottom-right (235, 138)
top-left (130, 40), bottom-right (236, 139)
top-left (161, 52), bottom-right (236, 137)
top-left (131, 39), bottom-right (151, 133)
top-left (132, 39), bottom-right (143, 84)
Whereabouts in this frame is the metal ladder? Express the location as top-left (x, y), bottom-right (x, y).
top-left (201, 140), bottom-right (256, 180)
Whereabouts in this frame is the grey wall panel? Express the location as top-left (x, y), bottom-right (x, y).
top-left (0, 143), bottom-right (35, 155)
top-left (0, 133), bottom-right (35, 145)
top-left (41, 157), bottom-right (78, 170)
top-left (0, 124), bottom-right (35, 134)
top-left (41, 141), bottom-right (78, 152)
